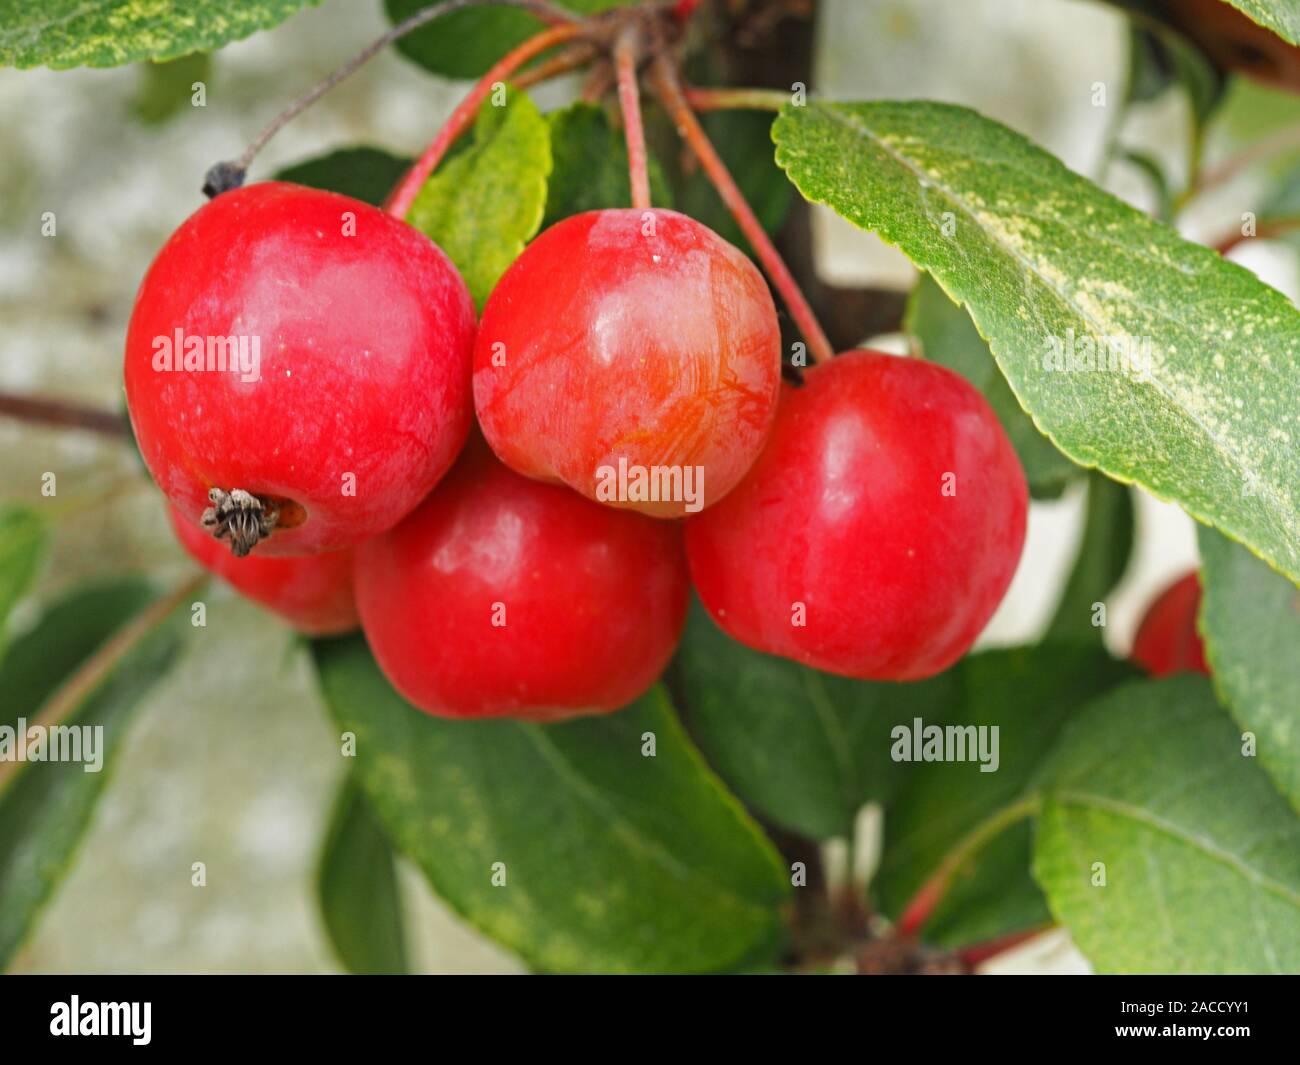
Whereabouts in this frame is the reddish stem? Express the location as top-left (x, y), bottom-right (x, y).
top-left (386, 22), bottom-right (586, 218)
top-left (512, 41), bottom-right (597, 91)
top-left (685, 86), bottom-right (788, 112)
top-left (895, 876), bottom-right (944, 938)
top-left (614, 29), bottom-right (652, 211)
top-left (957, 927), bottom-right (1049, 968)
top-left (895, 798), bottom-right (1039, 938)
top-left (1214, 214), bottom-right (1300, 255)
top-left (648, 54), bottom-right (834, 365)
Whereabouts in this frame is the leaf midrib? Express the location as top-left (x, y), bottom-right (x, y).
top-left (798, 669), bottom-right (856, 820)
top-left (1051, 789), bottom-right (1300, 910)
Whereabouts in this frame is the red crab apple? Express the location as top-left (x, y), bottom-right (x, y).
top-left (1131, 571), bottom-right (1210, 676)
top-left (354, 436), bottom-right (689, 720)
top-left (472, 208), bottom-right (781, 518)
top-left (125, 182), bottom-right (475, 557)
top-left (685, 350), bottom-right (1028, 681)
top-left (169, 506), bottom-right (357, 635)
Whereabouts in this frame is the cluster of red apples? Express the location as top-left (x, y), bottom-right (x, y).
top-left (124, 181), bottom-right (1039, 721)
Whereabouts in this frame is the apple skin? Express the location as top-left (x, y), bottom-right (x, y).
top-left (1131, 571), bottom-right (1210, 677)
top-left (169, 506), bottom-right (358, 635)
top-left (125, 181), bottom-right (475, 555)
top-left (353, 436), bottom-right (690, 720)
top-left (472, 208), bottom-right (781, 518)
top-left (685, 350), bottom-right (1029, 681)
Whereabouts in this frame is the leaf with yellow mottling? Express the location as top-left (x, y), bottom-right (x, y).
top-left (774, 100), bottom-right (1300, 586)
top-left (0, 0), bottom-right (320, 69)
top-left (311, 635), bottom-right (789, 974)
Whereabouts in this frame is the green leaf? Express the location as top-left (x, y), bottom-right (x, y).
top-left (407, 91), bottom-right (551, 309)
top-left (0, 507), bottom-right (45, 654)
top-left (876, 646), bottom-right (1136, 947)
top-left (317, 776), bottom-right (408, 974)
top-left (905, 273), bottom-right (1078, 499)
top-left (275, 147), bottom-right (411, 209)
top-left (129, 52), bottom-right (211, 125)
top-left (311, 635), bottom-right (789, 974)
top-left (0, 582), bottom-right (154, 719)
top-left (1045, 471), bottom-right (1135, 643)
top-left (917, 820), bottom-right (1048, 948)
top-left (772, 100), bottom-right (1300, 586)
top-left (1223, 1), bottom-right (1300, 46)
top-left (677, 110), bottom-right (793, 255)
top-left (385, 0), bottom-right (631, 80)
top-left (0, 0), bottom-right (320, 69)
top-left (1199, 526), bottom-right (1300, 813)
top-left (1033, 675), bottom-right (1300, 974)
top-left (0, 580), bottom-right (184, 966)
top-left (676, 601), bottom-right (956, 841)
top-left (543, 102), bottom-right (671, 228)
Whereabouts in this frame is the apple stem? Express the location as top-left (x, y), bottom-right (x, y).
top-left (202, 0), bottom-right (579, 198)
top-left (648, 53), bottom-right (835, 365)
top-left (512, 41), bottom-right (599, 91)
top-left (614, 28), bottom-right (652, 211)
top-left (684, 86), bottom-right (789, 112)
top-left (385, 21), bottom-right (586, 219)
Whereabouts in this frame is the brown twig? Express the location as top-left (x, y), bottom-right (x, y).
top-left (0, 392), bottom-right (127, 438)
top-left (205, 0), bottom-right (579, 195)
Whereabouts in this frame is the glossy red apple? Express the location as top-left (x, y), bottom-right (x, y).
top-left (473, 208), bottom-right (781, 517)
top-left (685, 350), bottom-right (1028, 681)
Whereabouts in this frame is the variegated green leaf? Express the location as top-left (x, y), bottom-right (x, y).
top-left (774, 100), bottom-right (1300, 585)
top-left (1224, 0), bottom-right (1300, 45)
top-left (407, 90), bottom-right (551, 309)
top-left (0, 0), bottom-right (320, 69)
